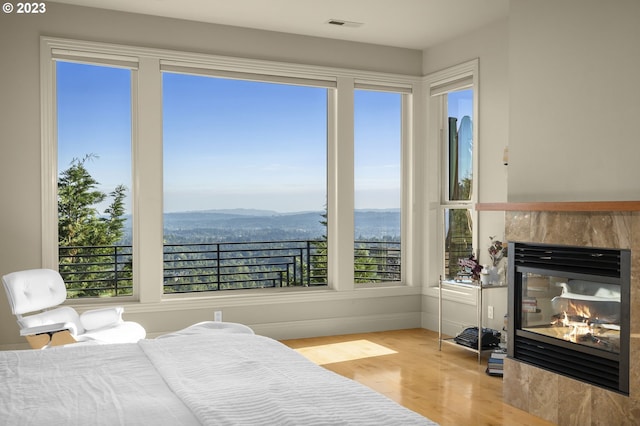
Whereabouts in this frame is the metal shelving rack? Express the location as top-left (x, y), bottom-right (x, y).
top-left (438, 277), bottom-right (507, 363)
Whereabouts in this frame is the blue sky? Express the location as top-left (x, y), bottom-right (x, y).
top-left (354, 90), bottom-right (401, 210)
top-left (57, 61), bottom-right (403, 214)
top-left (162, 73), bottom-right (328, 213)
top-left (57, 62), bottom-right (132, 201)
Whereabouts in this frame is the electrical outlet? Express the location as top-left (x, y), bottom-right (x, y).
top-left (488, 305), bottom-right (494, 319)
top-left (214, 310), bottom-right (222, 322)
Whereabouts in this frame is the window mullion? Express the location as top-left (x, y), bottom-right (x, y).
top-left (328, 77), bottom-right (355, 291)
top-left (134, 57), bottom-right (163, 303)
top-left (40, 39), bottom-right (58, 269)
top-left (401, 92), bottom-right (413, 286)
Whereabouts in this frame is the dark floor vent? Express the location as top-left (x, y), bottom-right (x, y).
top-left (514, 335), bottom-right (620, 392)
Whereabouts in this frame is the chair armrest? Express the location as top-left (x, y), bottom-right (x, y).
top-left (80, 307), bottom-right (124, 331)
top-left (19, 322), bottom-right (76, 336)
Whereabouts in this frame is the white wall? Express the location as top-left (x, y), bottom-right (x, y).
top-left (0, 2), bottom-right (424, 348)
top-left (421, 19), bottom-right (510, 334)
top-left (421, 0), bottom-right (640, 335)
top-left (508, 0), bottom-right (640, 202)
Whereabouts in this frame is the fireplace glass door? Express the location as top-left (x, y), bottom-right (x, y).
top-left (509, 242), bottom-right (630, 394)
top-left (520, 272), bottom-right (621, 354)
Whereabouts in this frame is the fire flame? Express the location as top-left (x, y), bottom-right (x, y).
top-left (560, 300), bottom-right (594, 343)
top-left (569, 300), bottom-right (592, 319)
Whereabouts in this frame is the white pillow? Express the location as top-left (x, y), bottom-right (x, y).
top-left (80, 307), bottom-right (123, 331)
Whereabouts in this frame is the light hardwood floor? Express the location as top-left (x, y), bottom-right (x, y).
top-left (281, 328), bottom-right (554, 426)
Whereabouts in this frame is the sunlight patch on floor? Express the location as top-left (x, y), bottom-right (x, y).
top-left (295, 339), bottom-right (397, 365)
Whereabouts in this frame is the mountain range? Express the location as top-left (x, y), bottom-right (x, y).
top-left (131, 208), bottom-right (401, 242)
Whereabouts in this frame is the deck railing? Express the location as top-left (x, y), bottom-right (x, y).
top-left (59, 239), bottom-right (400, 297)
top-left (59, 245), bottom-right (134, 298)
top-left (163, 240), bottom-right (328, 293)
top-left (354, 240), bottom-right (401, 283)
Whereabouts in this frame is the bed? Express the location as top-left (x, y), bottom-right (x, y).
top-left (0, 323), bottom-right (437, 425)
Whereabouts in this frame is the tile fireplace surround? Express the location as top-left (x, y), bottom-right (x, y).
top-left (489, 203), bottom-right (640, 425)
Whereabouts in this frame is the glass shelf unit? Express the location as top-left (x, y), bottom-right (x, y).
top-left (438, 278), bottom-right (507, 363)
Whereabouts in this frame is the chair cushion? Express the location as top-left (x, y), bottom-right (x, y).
top-left (17, 306), bottom-right (84, 336)
top-left (2, 269), bottom-right (67, 315)
top-left (80, 307), bottom-right (123, 331)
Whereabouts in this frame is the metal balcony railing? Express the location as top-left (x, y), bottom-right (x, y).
top-left (354, 240), bottom-right (401, 283)
top-left (163, 240), bottom-right (328, 293)
top-left (59, 239), bottom-right (400, 297)
top-left (59, 244), bottom-right (133, 298)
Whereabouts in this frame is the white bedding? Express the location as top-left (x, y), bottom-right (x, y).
top-left (0, 331), bottom-right (436, 425)
top-left (0, 343), bottom-right (199, 425)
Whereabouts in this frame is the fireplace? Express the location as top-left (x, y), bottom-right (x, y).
top-left (507, 241), bottom-right (630, 395)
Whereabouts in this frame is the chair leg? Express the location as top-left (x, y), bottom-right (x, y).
top-left (25, 330), bottom-right (77, 349)
top-left (50, 330), bottom-right (76, 346)
top-left (25, 334), bottom-right (51, 349)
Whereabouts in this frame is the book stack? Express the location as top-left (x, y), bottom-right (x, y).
top-left (522, 296), bottom-right (538, 313)
top-left (486, 348), bottom-right (507, 376)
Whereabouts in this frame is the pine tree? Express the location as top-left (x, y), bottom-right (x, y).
top-left (58, 155), bottom-right (129, 297)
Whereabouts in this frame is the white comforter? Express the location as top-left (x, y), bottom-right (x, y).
top-left (0, 332), bottom-right (436, 425)
top-left (0, 343), bottom-right (199, 425)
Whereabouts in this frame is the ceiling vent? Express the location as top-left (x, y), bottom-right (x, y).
top-left (326, 19), bottom-right (363, 28)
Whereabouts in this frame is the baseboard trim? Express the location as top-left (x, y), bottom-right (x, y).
top-left (249, 312), bottom-right (422, 340)
top-left (0, 313), bottom-right (422, 350)
top-left (421, 311), bottom-right (469, 337)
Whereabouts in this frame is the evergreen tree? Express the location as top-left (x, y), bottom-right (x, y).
top-left (313, 205), bottom-right (397, 285)
top-left (58, 155), bottom-right (129, 297)
top-left (309, 207), bottom-right (328, 284)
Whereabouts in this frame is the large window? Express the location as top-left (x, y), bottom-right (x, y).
top-left (56, 61), bottom-right (134, 297)
top-left (162, 72), bottom-right (329, 292)
top-left (42, 38), bottom-right (417, 300)
top-left (354, 89), bottom-right (402, 284)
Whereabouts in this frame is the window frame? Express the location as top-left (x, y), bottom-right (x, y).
top-left (55, 60), bottom-right (136, 298)
top-left (160, 70), bottom-right (331, 293)
top-left (40, 36), bottom-right (419, 304)
top-left (352, 85), bottom-right (408, 287)
top-left (40, 42), bottom-right (140, 301)
top-left (425, 59), bottom-right (479, 284)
